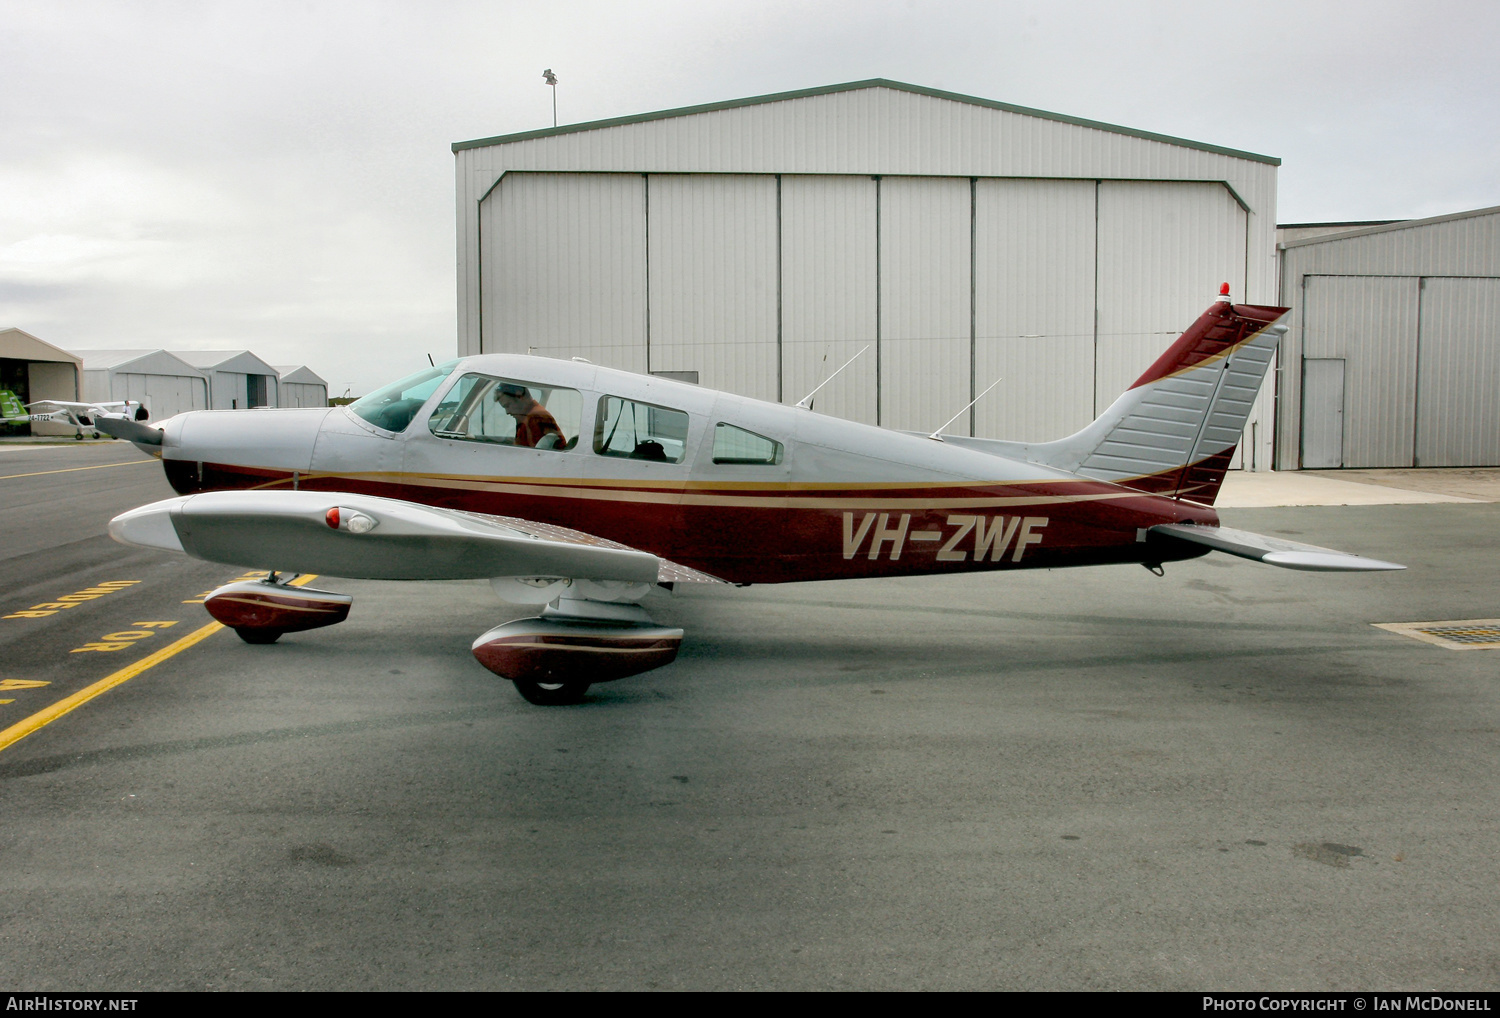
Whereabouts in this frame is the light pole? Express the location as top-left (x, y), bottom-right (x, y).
top-left (542, 68), bottom-right (557, 127)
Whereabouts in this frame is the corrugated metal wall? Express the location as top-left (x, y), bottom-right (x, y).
top-left (480, 172), bottom-right (648, 373)
top-left (780, 175), bottom-right (878, 424)
top-left (878, 176), bottom-right (971, 432)
top-left (477, 171), bottom-right (1254, 443)
top-left (1417, 277), bottom-right (1500, 466)
top-left (973, 178), bottom-right (1095, 442)
top-left (460, 84), bottom-right (1279, 456)
top-left (1278, 207), bottom-right (1500, 467)
top-left (1095, 181), bottom-right (1248, 413)
top-left (646, 174), bottom-right (780, 401)
top-left (1301, 275), bottom-right (1419, 468)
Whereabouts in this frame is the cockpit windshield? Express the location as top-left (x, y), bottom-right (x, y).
top-left (348, 361), bottom-right (458, 433)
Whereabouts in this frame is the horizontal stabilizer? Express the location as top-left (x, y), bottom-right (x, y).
top-left (1150, 523), bottom-right (1405, 572)
top-left (110, 490), bottom-right (667, 583)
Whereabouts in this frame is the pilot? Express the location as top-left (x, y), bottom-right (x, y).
top-left (495, 382), bottom-right (563, 448)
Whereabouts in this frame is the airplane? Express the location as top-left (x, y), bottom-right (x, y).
top-left (1, 394), bottom-right (149, 439)
top-left (98, 286), bottom-right (1402, 705)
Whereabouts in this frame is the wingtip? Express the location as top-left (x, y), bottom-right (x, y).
top-left (109, 499), bottom-right (188, 552)
top-left (1261, 551), bottom-right (1406, 572)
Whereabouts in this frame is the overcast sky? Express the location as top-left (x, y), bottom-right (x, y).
top-left (3, 0), bottom-right (1497, 395)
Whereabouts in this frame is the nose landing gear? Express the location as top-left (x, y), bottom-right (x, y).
top-left (204, 574), bottom-right (353, 644)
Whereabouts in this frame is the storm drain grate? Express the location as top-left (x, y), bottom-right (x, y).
top-left (1373, 619), bottom-right (1500, 650)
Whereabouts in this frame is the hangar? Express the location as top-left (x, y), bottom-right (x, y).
top-left (1277, 205), bottom-right (1500, 468)
top-left (173, 350), bottom-right (280, 410)
top-left (77, 349), bottom-right (209, 421)
top-left (453, 80), bottom-right (1281, 468)
top-left (0, 327), bottom-right (81, 437)
top-left (275, 365), bottom-right (329, 408)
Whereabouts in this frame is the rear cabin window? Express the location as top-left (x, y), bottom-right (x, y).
top-left (428, 374), bottom-right (581, 450)
top-left (593, 396), bottom-right (689, 463)
top-left (712, 423), bottom-right (783, 465)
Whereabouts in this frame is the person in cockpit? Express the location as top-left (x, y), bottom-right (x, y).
top-left (495, 382), bottom-right (563, 448)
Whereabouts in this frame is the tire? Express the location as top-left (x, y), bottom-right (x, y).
top-left (235, 627), bottom-right (283, 645)
top-left (512, 679), bottom-right (590, 706)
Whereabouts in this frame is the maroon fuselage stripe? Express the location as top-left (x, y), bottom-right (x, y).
top-left (163, 460), bottom-right (1218, 584)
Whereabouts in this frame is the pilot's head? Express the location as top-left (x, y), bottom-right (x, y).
top-left (495, 382), bottom-right (532, 416)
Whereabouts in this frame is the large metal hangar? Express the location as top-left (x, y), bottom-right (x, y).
top-left (453, 79), bottom-right (1281, 467)
top-left (76, 349), bottom-right (209, 420)
top-left (1277, 205), bottom-right (1500, 469)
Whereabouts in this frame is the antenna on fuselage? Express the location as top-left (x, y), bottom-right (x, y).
top-left (794, 345), bottom-right (869, 410)
top-left (927, 376), bottom-right (1004, 442)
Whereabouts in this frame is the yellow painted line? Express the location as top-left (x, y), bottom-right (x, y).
top-left (0, 460), bottom-right (155, 481)
top-left (0, 573), bottom-right (321, 754)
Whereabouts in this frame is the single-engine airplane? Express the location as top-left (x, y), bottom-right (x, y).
top-left (99, 287), bottom-right (1401, 705)
top-left (2, 394), bottom-right (149, 439)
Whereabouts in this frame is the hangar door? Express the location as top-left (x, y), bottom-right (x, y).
top-left (481, 172), bottom-right (1252, 442)
top-left (1415, 277), bottom-right (1500, 466)
top-left (1300, 275), bottom-right (1500, 467)
top-left (117, 373), bottom-right (208, 419)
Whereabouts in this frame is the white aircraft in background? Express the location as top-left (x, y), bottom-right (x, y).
top-left (2, 394), bottom-right (149, 439)
top-left (98, 286), bottom-right (1401, 705)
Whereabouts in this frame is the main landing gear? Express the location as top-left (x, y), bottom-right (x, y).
top-left (511, 679), bottom-right (593, 707)
top-left (471, 600), bottom-right (684, 706)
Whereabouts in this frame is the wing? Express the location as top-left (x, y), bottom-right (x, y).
top-left (1150, 523), bottom-right (1404, 572)
top-left (110, 490), bottom-right (723, 585)
top-left (29, 399), bottom-right (92, 409)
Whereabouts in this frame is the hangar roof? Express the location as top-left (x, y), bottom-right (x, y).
top-left (172, 350), bottom-right (279, 376)
top-left (75, 349), bottom-right (207, 376)
top-left (1280, 204), bottom-right (1500, 249)
top-left (453, 78), bottom-right (1280, 166)
top-left (0, 327), bottom-right (81, 366)
top-left (274, 365), bottom-right (328, 386)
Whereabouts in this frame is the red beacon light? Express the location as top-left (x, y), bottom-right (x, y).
top-left (1217, 282), bottom-right (1232, 302)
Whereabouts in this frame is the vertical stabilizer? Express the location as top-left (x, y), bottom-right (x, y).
top-left (1020, 295), bottom-right (1288, 505)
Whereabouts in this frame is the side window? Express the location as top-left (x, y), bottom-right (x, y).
top-left (428, 374), bottom-right (581, 451)
top-left (593, 396), bottom-right (689, 463)
top-left (713, 423), bottom-right (783, 465)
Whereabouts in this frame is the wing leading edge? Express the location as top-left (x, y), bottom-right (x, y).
top-left (109, 490), bottom-right (720, 584)
top-left (1150, 523), bottom-right (1404, 572)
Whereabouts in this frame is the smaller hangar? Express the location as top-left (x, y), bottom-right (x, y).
top-left (77, 350), bottom-right (209, 421)
top-left (275, 365), bottom-right (329, 408)
top-left (173, 350), bottom-right (280, 410)
top-left (1277, 205), bottom-right (1500, 468)
top-left (0, 327), bottom-right (82, 436)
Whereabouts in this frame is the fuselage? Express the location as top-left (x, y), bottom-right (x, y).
top-left (150, 355), bottom-right (1217, 584)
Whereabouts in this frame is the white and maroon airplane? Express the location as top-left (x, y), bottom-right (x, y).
top-left (99, 287), bottom-right (1401, 705)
